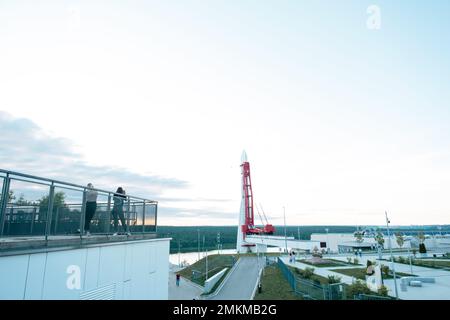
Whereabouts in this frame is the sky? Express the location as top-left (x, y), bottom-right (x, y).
top-left (1, 1), bottom-right (450, 226)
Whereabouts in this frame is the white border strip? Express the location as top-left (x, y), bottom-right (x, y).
top-left (201, 257), bottom-right (242, 299)
top-left (251, 267), bottom-right (263, 300)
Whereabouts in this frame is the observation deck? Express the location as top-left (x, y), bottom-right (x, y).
top-left (0, 169), bottom-right (159, 255)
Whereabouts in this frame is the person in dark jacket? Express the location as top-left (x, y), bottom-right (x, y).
top-left (111, 187), bottom-right (129, 236)
top-left (176, 274), bottom-right (180, 287)
top-left (84, 183), bottom-right (98, 236)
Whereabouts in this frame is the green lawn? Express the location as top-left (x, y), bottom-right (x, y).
top-left (330, 267), bottom-right (414, 280)
top-left (254, 265), bottom-right (302, 300)
top-left (390, 257), bottom-right (450, 270)
top-left (179, 254), bottom-right (236, 286)
top-left (328, 258), bottom-right (362, 266)
top-left (288, 266), bottom-right (330, 285)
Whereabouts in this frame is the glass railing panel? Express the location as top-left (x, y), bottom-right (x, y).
top-left (50, 186), bottom-right (83, 236)
top-left (5, 178), bottom-right (50, 236)
top-left (0, 176), bottom-right (4, 205)
top-left (144, 203), bottom-right (157, 232)
top-left (88, 192), bottom-right (112, 234)
top-left (128, 201), bottom-right (144, 233)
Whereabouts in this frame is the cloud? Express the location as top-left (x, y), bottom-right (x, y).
top-left (157, 205), bottom-right (238, 226)
top-left (158, 196), bottom-right (233, 203)
top-left (0, 111), bottom-right (188, 199)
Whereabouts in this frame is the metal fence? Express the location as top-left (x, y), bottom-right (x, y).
top-left (277, 257), bottom-right (346, 300)
top-left (354, 294), bottom-right (397, 300)
top-left (0, 169), bottom-right (158, 239)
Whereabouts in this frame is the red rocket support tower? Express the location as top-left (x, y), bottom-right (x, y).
top-left (241, 161), bottom-right (254, 235)
top-left (239, 153), bottom-right (275, 237)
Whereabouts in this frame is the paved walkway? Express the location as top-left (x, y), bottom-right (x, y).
top-left (168, 264), bottom-right (203, 300)
top-left (281, 257), bottom-right (356, 284)
top-left (339, 254), bottom-right (450, 300)
top-left (209, 256), bottom-right (262, 300)
top-left (285, 254), bottom-right (450, 300)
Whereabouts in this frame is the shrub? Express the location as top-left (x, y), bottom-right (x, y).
top-left (419, 243), bottom-right (427, 254)
top-left (327, 275), bottom-right (342, 284)
top-left (302, 267), bottom-right (315, 279)
top-left (347, 257), bottom-right (352, 264)
top-left (381, 265), bottom-right (390, 277)
top-left (367, 260), bottom-right (372, 267)
top-left (347, 280), bottom-right (372, 299)
top-left (377, 285), bottom-right (389, 297)
top-left (353, 258), bottom-right (359, 265)
top-left (397, 256), bottom-right (406, 264)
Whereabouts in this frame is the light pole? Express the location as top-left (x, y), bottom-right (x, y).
top-left (283, 206), bottom-right (287, 253)
top-left (217, 232), bottom-right (221, 255)
top-left (325, 228), bottom-right (329, 253)
top-left (203, 235), bottom-right (208, 280)
top-left (385, 211), bottom-right (399, 299)
top-left (197, 228), bottom-right (200, 261)
top-left (178, 239), bottom-right (181, 267)
top-left (406, 239), bottom-right (413, 274)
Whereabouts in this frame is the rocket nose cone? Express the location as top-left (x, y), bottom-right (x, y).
top-left (241, 150), bottom-right (248, 163)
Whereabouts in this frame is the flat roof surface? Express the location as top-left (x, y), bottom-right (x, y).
top-left (338, 241), bottom-right (375, 247)
top-left (0, 233), bottom-right (160, 256)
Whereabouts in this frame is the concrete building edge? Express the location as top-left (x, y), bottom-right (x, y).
top-left (251, 268), bottom-right (264, 300)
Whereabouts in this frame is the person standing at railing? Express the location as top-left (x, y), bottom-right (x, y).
top-left (84, 183), bottom-right (98, 236)
top-left (111, 187), bottom-right (130, 236)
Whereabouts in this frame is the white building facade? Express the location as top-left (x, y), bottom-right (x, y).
top-left (0, 238), bottom-right (170, 300)
top-left (311, 233), bottom-right (450, 253)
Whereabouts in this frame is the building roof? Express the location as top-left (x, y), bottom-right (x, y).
top-left (338, 241), bottom-right (375, 248)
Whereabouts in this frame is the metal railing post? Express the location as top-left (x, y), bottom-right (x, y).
top-left (0, 174), bottom-right (11, 236)
top-left (142, 202), bottom-right (146, 233)
top-left (132, 203), bottom-right (136, 231)
top-left (79, 188), bottom-right (87, 239)
top-left (45, 183), bottom-right (55, 242)
top-left (54, 207), bottom-right (60, 234)
top-left (30, 207), bottom-right (36, 235)
top-left (154, 202), bottom-right (158, 233)
top-left (106, 194), bottom-right (111, 234)
top-left (126, 198), bottom-right (131, 232)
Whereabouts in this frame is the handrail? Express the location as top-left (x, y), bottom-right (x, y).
top-left (6, 200), bottom-right (150, 208)
top-left (0, 168), bottom-right (157, 203)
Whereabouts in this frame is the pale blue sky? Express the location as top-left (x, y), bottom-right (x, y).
top-left (1, 1), bottom-right (449, 225)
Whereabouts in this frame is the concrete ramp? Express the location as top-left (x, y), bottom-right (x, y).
top-left (209, 256), bottom-right (260, 300)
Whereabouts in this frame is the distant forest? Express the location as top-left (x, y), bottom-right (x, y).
top-left (157, 225), bottom-right (450, 254)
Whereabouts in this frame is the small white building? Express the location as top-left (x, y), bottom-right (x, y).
top-left (246, 235), bottom-right (321, 253)
top-left (311, 233), bottom-right (411, 253)
top-left (311, 232), bottom-right (450, 254)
